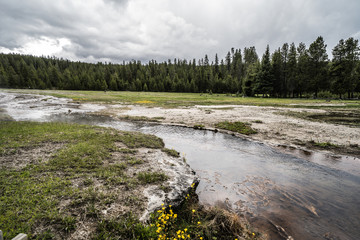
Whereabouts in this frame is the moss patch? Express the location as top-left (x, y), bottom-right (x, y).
top-left (215, 121), bottom-right (257, 135)
top-left (162, 148), bottom-right (180, 158)
top-left (118, 115), bottom-right (165, 122)
top-left (278, 110), bottom-right (360, 127)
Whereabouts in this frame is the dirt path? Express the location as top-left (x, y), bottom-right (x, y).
top-left (102, 104), bottom-right (360, 156)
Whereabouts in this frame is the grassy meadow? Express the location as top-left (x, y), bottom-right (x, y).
top-left (4, 89), bottom-right (360, 109)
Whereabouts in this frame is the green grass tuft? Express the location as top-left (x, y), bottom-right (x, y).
top-left (309, 140), bottom-right (339, 149)
top-left (137, 171), bottom-right (168, 184)
top-left (162, 148), bottom-right (180, 157)
top-left (193, 124), bottom-right (205, 130)
top-left (215, 121), bottom-right (257, 135)
top-left (115, 131), bottom-right (165, 149)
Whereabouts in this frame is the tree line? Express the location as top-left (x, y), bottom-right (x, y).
top-left (0, 36), bottom-right (359, 98)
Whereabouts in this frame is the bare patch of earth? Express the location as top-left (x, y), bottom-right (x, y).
top-left (106, 104), bottom-right (360, 156)
top-left (0, 143), bottom-right (65, 169)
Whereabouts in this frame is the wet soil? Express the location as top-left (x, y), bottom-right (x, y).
top-left (110, 104), bottom-right (360, 157)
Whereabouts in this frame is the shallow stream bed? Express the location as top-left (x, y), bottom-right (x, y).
top-left (1, 91), bottom-right (360, 240)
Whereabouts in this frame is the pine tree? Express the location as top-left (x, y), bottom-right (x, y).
top-left (297, 42), bottom-right (309, 97)
top-left (287, 43), bottom-right (297, 97)
top-left (330, 39), bottom-right (347, 98)
top-left (344, 37), bottom-right (360, 98)
top-left (281, 43), bottom-right (289, 97)
top-left (308, 36), bottom-right (329, 97)
top-left (271, 49), bottom-right (282, 97)
top-left (255, 45), bottom-right (273, 96)
top-left (225, 51), bottom-right (231, 72)
top-left (243, 47), bottom-right (259, 96)
top-left (214, 53), bottom-right (219, 74)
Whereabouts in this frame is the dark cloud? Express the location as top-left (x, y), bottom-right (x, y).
top-left (0, 0), bottom-right (359, 63)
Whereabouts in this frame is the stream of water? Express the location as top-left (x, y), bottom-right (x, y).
top-left (1, 91), bottom-right (360, 240)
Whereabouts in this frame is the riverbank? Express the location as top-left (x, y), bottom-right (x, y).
top-left (0, 121), bottom-right (260, 240)
top-left (102, 103), bottom-right (360, 157)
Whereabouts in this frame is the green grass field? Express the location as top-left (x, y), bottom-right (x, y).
top-left (4, 89), bottom-right (360, 109)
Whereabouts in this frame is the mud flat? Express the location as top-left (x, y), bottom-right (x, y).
top-left (109, 103), bottom-right (360, 156)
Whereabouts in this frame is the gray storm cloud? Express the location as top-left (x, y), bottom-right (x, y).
top-left (0, 0), bottom-right (359, 63)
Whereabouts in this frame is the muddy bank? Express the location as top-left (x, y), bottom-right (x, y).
top-left (106, 104), bottom-right (360, 156)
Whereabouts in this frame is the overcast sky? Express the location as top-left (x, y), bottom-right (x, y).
top-left (0, 0), bottom-right (359, 63)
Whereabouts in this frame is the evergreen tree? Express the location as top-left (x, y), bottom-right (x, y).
top-left (308, 36), bottom-right (329, 97)
top-left (344, 37), bottom-right (360, 98)
top-left (232, 49), bottom-right (243, 92)
top-left (243, 62), bottom-right (260, 97)
top-left (296, 42), bottom-right (310, 97)
top-left (280, 43), bottom-right (289, 97)
top-left (287, 43), bottom-right (297, 97)
top-left (330, 39), bottom-right (347, 98)
top-left (225, 51), bottom-right (231, 72)
top-left (271, 49), bottom-right (282, 97)
top-left (243, 47), bottom-right (259, 95)
top-left (255, 45), bottom-right (273, 96)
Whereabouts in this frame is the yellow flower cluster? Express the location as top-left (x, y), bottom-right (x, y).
top-left (135, 100), bottom-right (154, 104)
top-left (149, 179), bottom-right (252, 240)
top-left (154, 204), bottom-right (191, 240)
top-left (151, 182), bottom-right (204, 240)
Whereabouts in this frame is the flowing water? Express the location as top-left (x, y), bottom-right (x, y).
top-left (1, 91), bottom-right (360, 240)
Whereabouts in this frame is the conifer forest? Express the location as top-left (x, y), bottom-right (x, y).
top-left (1, 36), bottom-right (359, 99)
